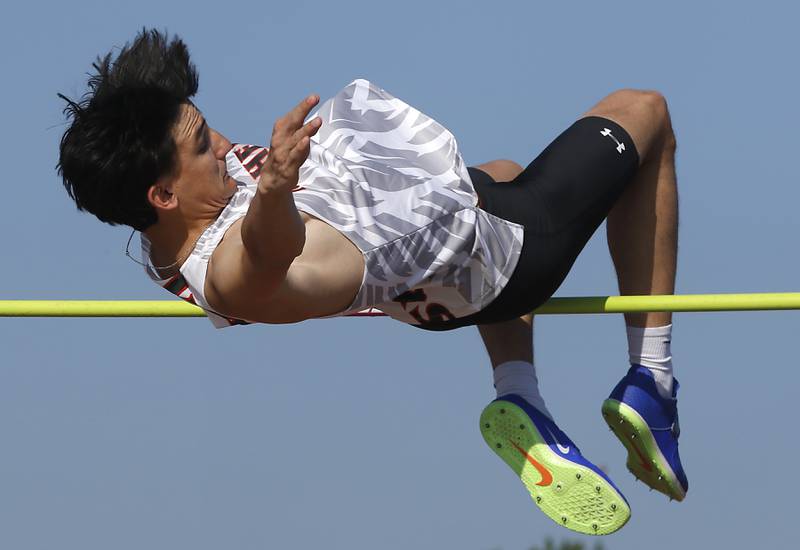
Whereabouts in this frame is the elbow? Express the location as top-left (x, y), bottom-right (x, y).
top-left (290, 228), bottom-right (306, 258)
top-left (280, 222), bottom-right (307, 262)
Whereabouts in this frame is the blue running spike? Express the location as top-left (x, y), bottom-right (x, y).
top-left (602, 366), bottom-right (688, 501)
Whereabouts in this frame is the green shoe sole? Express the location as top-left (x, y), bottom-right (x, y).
top-left (480, 400), bottom-right (630, 535)
top-left (601, 399), bottom-right (686, 501)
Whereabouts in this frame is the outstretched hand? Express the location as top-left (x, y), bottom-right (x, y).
top-left (259, 94), bottom-right (322, 193)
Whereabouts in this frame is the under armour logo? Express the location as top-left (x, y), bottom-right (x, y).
top-left (600, 128), bottom-right (626, 154)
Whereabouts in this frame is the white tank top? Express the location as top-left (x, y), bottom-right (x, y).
top-left (142, 79), bottom-right (524, 328)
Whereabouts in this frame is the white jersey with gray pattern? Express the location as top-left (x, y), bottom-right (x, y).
top-left (145, 79), bottom-right (525, 328)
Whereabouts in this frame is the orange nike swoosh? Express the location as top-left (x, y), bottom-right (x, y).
top-left (630, 440), bottom-right (653, 472)
top-left (510, 440), bottom-right (553, 487)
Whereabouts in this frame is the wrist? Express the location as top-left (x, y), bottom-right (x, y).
top-left (256, 177), bottom-right (295, 200)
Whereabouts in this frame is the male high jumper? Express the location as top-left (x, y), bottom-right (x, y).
top-left (58, 30), bottom-right (684, 535)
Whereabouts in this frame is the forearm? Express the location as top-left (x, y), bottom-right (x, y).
top-left (240, 94), bottom-right (320, 268)
top-left (241, 184), bottom-right (306, 268)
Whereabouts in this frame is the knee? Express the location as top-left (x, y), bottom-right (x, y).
top-left (637, 90), bottom-right (676, 150)
top-left (492, 159), bottom-right (525, 179)
top-left (611, 89), bottom-right (676, 150)
top-left (477, 159), bottom-right (524, 182)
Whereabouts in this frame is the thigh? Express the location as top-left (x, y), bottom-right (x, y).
top-left (420, 118), bottom-right (641, 331)
top-left (466, 117), bottom-right (640, 325)
top-left (504, 116), bottom-right (640, 233)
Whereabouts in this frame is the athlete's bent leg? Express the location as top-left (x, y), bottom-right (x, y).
top-left (583, 90), bottom-right (687, 501)
top-left (473, 159), bottom-right (533, 369)
top-left (581, 89), bottom-right (679, 329)
top-left (473, 161), bottom-right (550, 419)
top-left (471, 160), bottom-right (630, 534)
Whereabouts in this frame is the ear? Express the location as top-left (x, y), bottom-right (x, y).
top-left (146, 182), bottom-right (178, 210)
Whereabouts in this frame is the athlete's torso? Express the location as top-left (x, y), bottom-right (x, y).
top-left (143, 79), bottom-right (524, 328)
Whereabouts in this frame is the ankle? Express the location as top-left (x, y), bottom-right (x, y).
top-left (626, 324), bottom-right (674, 399)
top-left (493, 361), bottom-right (553, 419)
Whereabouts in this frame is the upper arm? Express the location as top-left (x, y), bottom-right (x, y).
top-left (204, 229), bottom-right (293, 323)
top-left (204, 219), bottom-right (363, 324)
top-left (204, 229), bottom-right (339, 324)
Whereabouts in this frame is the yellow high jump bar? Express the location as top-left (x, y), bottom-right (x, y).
top-left (1, 293), bottom-right (799, 318)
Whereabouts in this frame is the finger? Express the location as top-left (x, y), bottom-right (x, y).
top-left (275, 116), bottom-right (320, 154)
top-left (286, 135), bottom-right (311, 168)
top-left (290, 116), bottom-right (322, 144)
top-left (275, 94), bottom-right (319, 139)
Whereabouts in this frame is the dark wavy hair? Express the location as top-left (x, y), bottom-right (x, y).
top-left (58, 29), bottom-right (199, 231)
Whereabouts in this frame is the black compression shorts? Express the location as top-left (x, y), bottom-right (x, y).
top-left (419, 116), bottom-right (640, 331)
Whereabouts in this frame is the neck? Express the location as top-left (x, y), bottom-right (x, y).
top-left (143, 214), bottom-right (215, 277)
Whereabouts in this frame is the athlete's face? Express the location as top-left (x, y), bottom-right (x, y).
top-left (164, 102), bottom-right (237, 216)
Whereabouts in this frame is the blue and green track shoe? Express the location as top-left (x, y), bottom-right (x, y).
top-left (480, 395), bottom-right (630, 535)
top-left (602, 365), bottom-right (688, 501)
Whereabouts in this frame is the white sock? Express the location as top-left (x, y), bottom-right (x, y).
top-left (493, 360), bottom-right (553, 419)
top-left (627, 324), bottom-right (674, 399)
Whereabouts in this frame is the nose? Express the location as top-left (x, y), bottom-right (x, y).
top-left (209, 128), bottom-right (233, 159)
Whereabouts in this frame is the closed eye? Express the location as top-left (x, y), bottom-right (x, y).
top-left (197, 133), bottom-right (210, 154)
top-left (195, 118), bottom-right (210, 154)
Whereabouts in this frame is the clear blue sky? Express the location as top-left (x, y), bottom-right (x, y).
top-left (2, 1), bottom-right (799, 549)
